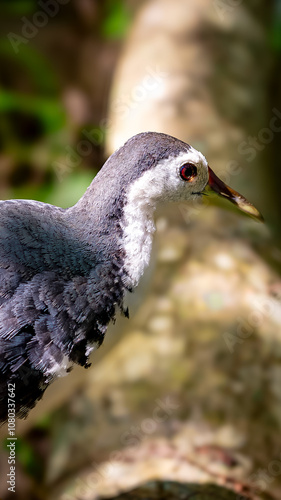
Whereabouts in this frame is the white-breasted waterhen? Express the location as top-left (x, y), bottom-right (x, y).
top-left (0, 132), bottom-right (262, 422)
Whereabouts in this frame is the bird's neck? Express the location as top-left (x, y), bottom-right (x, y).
top-left (121, 194), bottom-right (157, 288)
top-left (68, 160), bottom-right (162, 288)
top-left (70, 171), bottom-right (158, 290)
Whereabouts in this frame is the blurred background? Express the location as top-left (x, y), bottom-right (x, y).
top-left (0, 1), bottom-right (281, 499)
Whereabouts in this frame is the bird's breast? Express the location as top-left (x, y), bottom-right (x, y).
top-left (121, 198), bottom-right (156, 288)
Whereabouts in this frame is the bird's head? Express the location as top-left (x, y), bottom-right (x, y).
top-left (118, 132), bottom-right (262, 222)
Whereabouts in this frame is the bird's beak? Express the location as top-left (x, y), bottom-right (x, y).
top-left (207, 166), bottom-right (263, 222)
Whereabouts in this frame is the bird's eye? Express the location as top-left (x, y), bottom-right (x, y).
top-left (180, 163), bottom-right (197, 181)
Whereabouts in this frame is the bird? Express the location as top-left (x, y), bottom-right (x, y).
top-left (0, 132), bottom-right (262, 423)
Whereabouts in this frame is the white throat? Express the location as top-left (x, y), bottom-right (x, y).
top-left (121, 187), bottom-right (156, 288)
top-left (120, 148), bottom-right (208, 288)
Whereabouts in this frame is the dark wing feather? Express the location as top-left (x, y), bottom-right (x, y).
top-left (0, 200), bottom-right (123, 422)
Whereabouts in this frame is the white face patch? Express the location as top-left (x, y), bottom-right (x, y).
top-left (121, 147), bottom-right (208, 287)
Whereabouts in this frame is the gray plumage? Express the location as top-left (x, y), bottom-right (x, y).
top-left (0, 132), bottom-right (190, 422)
top-left (0, 131), bottom-right (261, 423)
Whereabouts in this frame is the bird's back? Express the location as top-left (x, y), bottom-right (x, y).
top-left (0, 199), bottom-right (125, 422)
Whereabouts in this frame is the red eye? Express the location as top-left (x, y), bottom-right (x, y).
top-left (180, 163), bottom-right (197, 181)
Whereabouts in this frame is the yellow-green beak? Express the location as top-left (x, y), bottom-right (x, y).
top-left (208, 166), bottom-right (263, 222)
